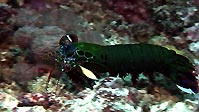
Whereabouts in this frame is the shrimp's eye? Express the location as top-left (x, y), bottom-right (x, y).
top-left (59, 34), bottom-right (78, 46)
top-left (67, 34), bottom-right (78, 42)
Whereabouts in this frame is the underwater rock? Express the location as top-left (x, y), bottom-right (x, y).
top-left (12, 62), bottom-right (37, 85)
top-left (31, 26), bottom-right (65, 64)
top-left (13, 25), bottom-right (65, 65)
top-left (147, 0), bottom-right (198, 36)
top-left (130, 23), bottom-right (155, 42)
top-left (0, 91), bottom-right (46, 111)
top-left (189, 41), bottom-right (199, 56)
top-left (104, 0), bottom-right (150, 23)
top-left (11, 8), bottom-right (41, 27)
top-left (0, 4), bottom-right (16, 41)
top-left (22, 0), bottom-right (54, 11)
top-left (148, 35), bottom-right (169, 45)
top-left (11, 8), bottom-right (84, 31)
top-left (183, 24), bottom-right (199, 42)
top-left (167, 102), bottom-right (194, 112)
top-left (27, 76), bottom-right (61, 93)
top-left (18, 92), bottom-right (56, 109)
top-left (13, 26), bottom-right (39, 48)
top-left (50, 77), bottom-right (142, 112)
top-left (14, 106), bottom-right (46, 112)
top-left (0, 92), bottom-right (19, 111)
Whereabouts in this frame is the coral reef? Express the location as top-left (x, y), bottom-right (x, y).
top-left (146, 0), bottom-right (199, 36)
top-left (1, 77), bottom-right (198, 112)
top-left (0, 4), bottom-right (16, 42)
top-left (0, 0), bottom-right (199, 112)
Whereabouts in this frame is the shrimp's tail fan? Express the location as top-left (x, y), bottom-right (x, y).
top-left (168, 54), bottom-right (199, 94)
top-left (175, 71), bottom-right (198, 94)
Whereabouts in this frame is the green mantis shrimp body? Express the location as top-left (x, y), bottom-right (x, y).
top-left (58, 34), bottom-right (199, 94)
top-left (74, 43), bottom-right (193, 76)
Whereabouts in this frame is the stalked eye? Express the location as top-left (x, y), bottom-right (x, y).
top-left (67, 34), bottom-right (78, 42)
top-left (59, 34), bottom-right (78, 45)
